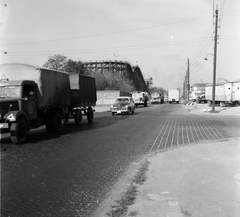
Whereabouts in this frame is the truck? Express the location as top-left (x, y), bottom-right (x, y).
top-left (205, 82), bottom-right (240, 107)
top-left (132, 91), bottom-right (148, 107)
top-left (0, 63), bottom-right (97, 144)
top-left (168, 89), bottom-right (180, 103)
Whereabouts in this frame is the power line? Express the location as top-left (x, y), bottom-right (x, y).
top-left (189, 22), bottom-right (214, 65)
top-left (1, 37), bottom-right (212, 57)
top-left (2, 16), bottom-right (212, 46)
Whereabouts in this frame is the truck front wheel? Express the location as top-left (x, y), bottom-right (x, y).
top-left (10, 117), bottom-right (28, 144)
top-left (87, 107), bottom-right (94, 123)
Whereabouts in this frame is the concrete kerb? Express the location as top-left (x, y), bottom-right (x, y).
top-left (184, 103), bottom-right (240, 116)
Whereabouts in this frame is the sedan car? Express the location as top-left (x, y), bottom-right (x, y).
top-left (110, 97), bottom-right (135, 115)
top-left (150, 97), bottom-right (161, 104)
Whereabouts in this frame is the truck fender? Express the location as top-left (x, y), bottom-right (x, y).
top-left (3, 111), bottom-right (30, 130)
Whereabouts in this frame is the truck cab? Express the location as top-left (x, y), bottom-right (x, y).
top-left (0, 80), bottom-right (39, 143)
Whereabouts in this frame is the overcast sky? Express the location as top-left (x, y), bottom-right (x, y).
top-left (1, 0), bottom-right (239, 89)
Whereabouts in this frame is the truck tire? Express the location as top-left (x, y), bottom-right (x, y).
top-left (45, 114), bottom-right (53, 133)
top-left (10, 117), bottom-right (28, 144)
top-left (74, 109), bottom-right (82, 126)
top-left (87, 107), bottom-right (94, 123)
top-left (51, 112), bottom-right (62, 132)
top-left (45, 112), bottom-right (62, 133)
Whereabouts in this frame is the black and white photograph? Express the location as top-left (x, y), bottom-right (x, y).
top-left (1, 0), bottom-right (240, 216)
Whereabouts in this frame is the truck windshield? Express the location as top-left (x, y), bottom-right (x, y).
top-left (0, 85), bottom-right (21, 98)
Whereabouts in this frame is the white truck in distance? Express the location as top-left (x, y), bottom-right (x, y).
top-left (168, 89), bottom-right (180, 104)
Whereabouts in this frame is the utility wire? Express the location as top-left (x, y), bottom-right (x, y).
top-left (2, 16), bottom-right (212, 46)
top-left (1, 37), bottom-right (212, 56)
top-left (189, 22), bottom-right (214, 65)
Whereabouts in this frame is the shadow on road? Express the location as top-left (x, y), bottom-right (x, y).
top-left (0, 114), bottom-right (130, 146)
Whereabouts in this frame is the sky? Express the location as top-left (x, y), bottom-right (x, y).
top-left (0, 0), bottom-right (239, 90)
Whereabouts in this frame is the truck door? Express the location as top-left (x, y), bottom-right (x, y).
top-left (22, 83), bottom-right (37, 120)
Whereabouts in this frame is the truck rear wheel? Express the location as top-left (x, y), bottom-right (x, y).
top-left (74, 110), bottom-right (82, 126)
top-left (87, 107), bottom-right (94, 123)
top-left (45, 112), bottom-right (62, 133)
top-left (51, 112), bottom-right (62, 132)
top-left (10, 117), bottom-right (28, 144)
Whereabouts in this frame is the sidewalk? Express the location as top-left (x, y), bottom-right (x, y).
top-left (184, 102), bottom-right (240, 116)
top-left (127, 139), bottom-right (240, 217)
top-left (125, 104), bottom-right (240, 217)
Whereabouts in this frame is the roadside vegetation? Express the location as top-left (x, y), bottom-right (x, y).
top-left (106, 159), bottom-right (150, 217)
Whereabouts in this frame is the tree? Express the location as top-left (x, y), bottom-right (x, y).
top-left (65, 59), bottom-right (86, 74)
top-left (87, 69), bottom-right (135, 92)
top-left (149, 87), bottom-right (167, 96)
top-left (43, 54), bottom-right (68, 71)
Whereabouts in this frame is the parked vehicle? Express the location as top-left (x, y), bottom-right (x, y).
top-left (0, 63), bottom-right (97, 144)
top-left (168, 89), bottom-right (180, 103)
top-left (150, 92), bottom-right (160, 104)
top-left (191, 83), bottom-right (207, 103)
top-left (132, 92), bottom-right (148, 107)
top-left (196, 94), bottom-right (207, 103)
top-left (151, 97), bottom-right (161, 104)
top-left (205, 82), bottom-right (240, 106)
top-left (110, 96), bottom-right (135, 115)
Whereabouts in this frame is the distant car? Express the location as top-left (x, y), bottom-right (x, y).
top-left (110, 97), bottom-right (135, 115)
top-left (151, 97), bottom-right (161, 104)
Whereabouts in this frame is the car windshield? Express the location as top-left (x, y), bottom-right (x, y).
top-left (0, 85), bottom-right (21, 98)
top-left (116, 98), bottom-right (129, 103)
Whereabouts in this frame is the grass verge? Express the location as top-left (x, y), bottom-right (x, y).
top-left (106, 159), bottom-right (150, 217)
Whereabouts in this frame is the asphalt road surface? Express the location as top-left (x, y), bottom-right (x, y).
top-left (1, 103), bottom-right (239, 217)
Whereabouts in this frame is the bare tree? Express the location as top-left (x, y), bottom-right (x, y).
top-left (43, 54), bottom-right (68, 71)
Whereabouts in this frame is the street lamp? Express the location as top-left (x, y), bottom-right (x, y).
top-left (204, 53), bottom-right (214, 61)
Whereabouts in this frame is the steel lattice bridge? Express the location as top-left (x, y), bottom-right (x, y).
top-left (84, 60), bottom-right (148, 92)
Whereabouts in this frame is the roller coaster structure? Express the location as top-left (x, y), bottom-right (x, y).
top-left (83, 60), bottom-right (148, 92)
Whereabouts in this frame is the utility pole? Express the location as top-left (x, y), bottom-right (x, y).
top-left (212, 6), bottom-right (218, 112)
top-left (187, 58), bottom-right (190, 102)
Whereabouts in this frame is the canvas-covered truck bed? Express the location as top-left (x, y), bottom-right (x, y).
top-left (69, 73), bottom-right (97, 107)
top-left (0, 63), bottom-right (71, 109)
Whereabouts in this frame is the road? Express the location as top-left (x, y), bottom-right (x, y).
top-left (1, 103), bottom-right (239, 217)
